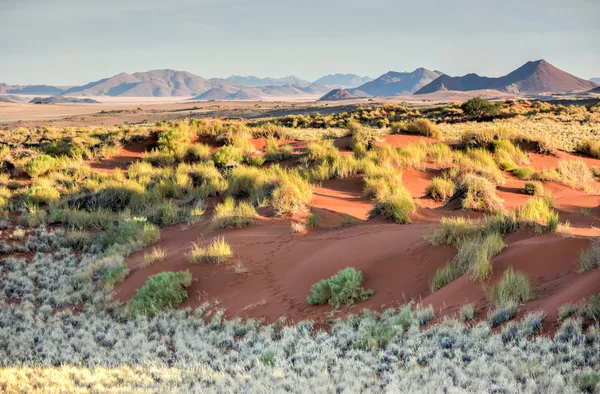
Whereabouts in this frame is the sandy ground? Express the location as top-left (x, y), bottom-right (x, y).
top-left (93, 133), bottom-right (600, 329)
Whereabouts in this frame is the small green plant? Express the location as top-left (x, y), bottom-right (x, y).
top-left (259, 351), bottom-right (275, 365)
top-left (127, 270), bottom-right (192, 317)
top-left (246, 156), bottom-right (266, 167)
top-left (306, 212), bottom-right (320, 228)
top-left (458, 174), bottom-right (504, 213)
top-left (523, 181), bottom-right (544, 196)
top-left (558, 303), bottom-right (582, 320)
top-left (306, 267), bottom-right (373, 308)
top-left (429, 263), bottom-right (460, 292)
top-left (188, 237), bottom-right (233, 264)
top-left (580, 208), bottom-right (595, 218)
top-left (213, 145), bottom-right (244, 168)
top-left (415, 305), bottom-right (435, 325)
top-left (511, 167), bottom-right (535, 180)
top-left (488, 267), bottom-right (534, 307)
top-left (100, 264), bottom-right (130, 288)
top-left (340, 215), bottom-right (354, 227)
top-left (579, 372), bottom-right (600, 393)
top-left (586, 294), bottom-right (600, 321)
top-left (359, 323), bottom-right (396, 349)
top-left (27, 185), bottom-right (60, 205)
top-left (26, 155), bottom-right (58, 178)
top-left (460, 304), bottom-right (476, 321)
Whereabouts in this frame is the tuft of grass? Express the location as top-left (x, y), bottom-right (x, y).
top-left (271, 172), bottom-right (312, 216)
top-left (458, 174), bottom-right (504, 213)
top-left (575, 139), bottom-right (600, 159)
top-left (211, 197), bottom-right (257, 230)
top-left (340, 215), bottom-right (354, 227)
top-left (558, 303), bottom-right (583, 321)
top-left (27, 185), bottom-right (60, 205)
top-left (415, 305), bottom-right (436, 325)
top-left (290, 221), bottom-right (306, 233)
top-left (488, 267), bottom-right (534, 307)
top-left (392, 119), bottom-right (441, 139)
top-left (425, 216), bottom-right (481, 247)
top-left (511, 166), bottom-right (535, 180)
top-left (188, 237), bottom-right (233, 264)
top-left (587, 293), bottom-right (600, 321)
top-left (26, 155), bottom-right (58, 178)
top-left (264, 138), bottom-right (293, 162)
top-left (127, 270), bottom-right (192, 317)
top-left (427, 176), bottom-right (455, 202)
top-left (579, 372), bottom-right (600, 393)
top-left (455, 233), bottom-right (504, 281)
top-left (580, 208), bottom-right (595, 218)
top-left (306, 267), bottom-right (373, 308)
top-left (214, 145), bottom-right (244, 168)
top-left (523, 181), bottom-right (544, 196)
top-left (517, 196), bottom-right (559, 233)
top-left (142, 247), bottom-right (167, 268)
top-left (359, 323), bottom-right (396, 350)
top-left (429, 263), bottom-right (460, 292)
top-left (100, 263), bottom-right (130, 288)
top-left (579, 240), bottom-right (600, 272)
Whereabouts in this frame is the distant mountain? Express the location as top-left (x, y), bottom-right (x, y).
top-left (313, 74), bottom-right (373, 88)
top-left (589, 86), bottom-right (600, 94)
top-left (192, 83), bottom-right (329, 101)
top-left (415, 60), bottom-right (598, 95)
top-left (29, 96), bottom-right (100, 104)
top-left (0, 83), bottom-right (68, 95)
top-left (0, 94), bottom-right (28, 103)
top-left (62, 69), bottom-right (241, 97)
top-left (591, 78), bottom-right (600, 84)
top-left (319, 88), bottom-right (371, 101)
top-left (226, 75), bottom-right (310, 87)
top-left (350, 68), bottom-right (445, 96)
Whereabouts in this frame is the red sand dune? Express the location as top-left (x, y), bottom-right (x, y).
top-left (111, 134), bottom-right (600, 325)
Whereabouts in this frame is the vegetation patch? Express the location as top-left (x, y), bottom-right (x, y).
top-left (127, 270), bottom-right (192, 316)
top-left (188, 237), bottom-right (233, 264)
top-left (307, 267), bottom-right (373, 308)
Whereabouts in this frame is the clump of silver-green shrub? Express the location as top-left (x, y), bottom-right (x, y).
top-left (0, 228), bottom-right (599, 392)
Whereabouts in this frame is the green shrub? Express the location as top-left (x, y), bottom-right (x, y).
top-left (246, 156), bottom-right (265, 167)
top-left (27, 185), bottom-right (60, 205)
top-left (524, 181), bottom-right (544, 196)
top-left (587, 294), bottom-right (600, 321)
top-left (369, 189), bottom-right (415, 224)
top-left (157, 128), bottom-right (191, 156)
top-left (188, 237), bottom-right (233, 264)
top-left (214, 145), bottom-right (244, 168)
top-left (461, 97), bottom-right (500, 119)
top-left (100, 217), bottom-right (160, 249)
top-left (488, 267), bottom-right (534, 307)
top-left (359, 323), bottom-right (396, 349)
top-left (20, 204), bottom-right (47, 227)
top-left (427, 177), bottom-right (455, 202)
top-left (511, 167), bottom-right (535, 180)
top-left (425, 216), bottom-right (482, 247)
top-left (306, 267), bottom-right (373, 308)
top-left (127, 271), bottom-right (192, 316)
top-left (306, 212), bottom-right (320, 228)
top-left (454, 233), bottom-right (504, 281)
top-left (392, 119), bottom-right (441, 138)
top-left (49, 208), bottom-right (116, 230)
top-left (211, 197), bottom-right (257, 229)
top-left (340, 215), bottom-right (354, 227)
top-left (100, 263), bottom-right (130, 288)
top-left (429, 263), bottom-right (460, 292)
top-left (558, 303), bottom-right (583, 320)
top-left (579, 372), bottom-right (600, 393)
top-left (26, 155), bottom-right (58, 178)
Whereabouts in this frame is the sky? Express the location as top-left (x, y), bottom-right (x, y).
top-left (1, 0), bottom-right (599, 85)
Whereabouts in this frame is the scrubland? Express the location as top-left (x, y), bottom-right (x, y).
top-left (1, 98), bottom-right (600, 392)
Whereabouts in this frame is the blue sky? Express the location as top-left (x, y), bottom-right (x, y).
top-left (2, 0), bottom-right (599, 85)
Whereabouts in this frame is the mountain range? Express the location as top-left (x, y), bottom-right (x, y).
top-left (590, 78), bottom-right (600, 85)
top-left (414, 60), bottom-right (597, 95)
top-left (1, 61), bottom-right (597, 101)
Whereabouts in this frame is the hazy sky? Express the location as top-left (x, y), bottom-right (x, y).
top-left (2, 0), bottom-right (599, 85)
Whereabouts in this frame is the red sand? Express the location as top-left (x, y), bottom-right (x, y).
top-left (106, 134), bottom-right (600, 325)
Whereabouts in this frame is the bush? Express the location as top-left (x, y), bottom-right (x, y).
top-left (455, 233), bottom-right (504, 281)
top-left (27, 185), bottom-right (60, 205)
top-left (142, 247), bottom-right (166, 268)
top-left (392, 119), bottom-right (441, 138)
top-left (458, 174), bottom-right (504, 213)
top-left (579, 372), bottom-right (600, 393)
top-left (100, 217), bottom-right (160, 250)
top-left (214, 145), bottom-right (244, 168)
top-left (427, 177), bottom-right (455, 202)
top-left (523, 181), bottom-right (543, 196)
top-left (488, 267), bottom-right (534, 307)
top-left (587, 294), bottom-right (600, 321)
top-left (579, 240), bottom-right (600, 272)
top-left (246, 156), bottom-right (265, 167)
top-left (211, 197), bottom-right (257, 230)
top-left (511, 167), bottom-right (535, 180)
top-left (425, 216), bottom-right (482, 247)
top-left (461, 97), bottom-right (500, 119)
top-left (369, 189), bottom-right (416, 224)
top-left (488, 302), bottom-right (518, 328)
top-left (188, 237), bottom-right (233, 264)
top-left (100, 263), bottom-right (129, 288)
top-left (429, 263), bottom-right (460, 292)
top-left (359, 323), bottom-right (396, 349)
top-left (264, 138), bottom-right (293, 162)
top-left (186, 143), bottom-right (212, 162)
top-left (127, 270), bottom-right (192, 316)
top-left (306, 267), bottom-right (373, 308)
top-left (26, 155), bottom-right (58, 178)
top-left (158, 128), bottom-right (191, 157)
top-left (271, 172), bottom-right (312, 216)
